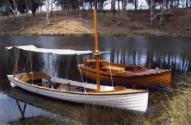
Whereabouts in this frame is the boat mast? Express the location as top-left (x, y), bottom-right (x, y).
top-left (93, 7), bottom-right (100, 91)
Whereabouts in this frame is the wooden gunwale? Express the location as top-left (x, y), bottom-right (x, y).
top-left (78, 64), bottom-right (172, 78)
top-left (11, 76), bottom-right (147, 96)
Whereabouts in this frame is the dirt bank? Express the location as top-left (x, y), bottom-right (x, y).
top-left (0, 8), bottom-right (191, 37)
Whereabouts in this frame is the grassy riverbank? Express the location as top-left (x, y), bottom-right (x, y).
top-left (0, 8), bottom-right (191, 37)
top-left (144, 73), bottom-right (191, 125)
top-left (145, 87), bottom-right (191, 125)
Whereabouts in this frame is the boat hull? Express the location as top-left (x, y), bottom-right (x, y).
top-left (7, 75), bottom-right (148, 113)
top-left (78, 64), bottom-right (172, 88)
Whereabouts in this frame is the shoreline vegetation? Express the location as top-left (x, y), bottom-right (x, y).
top-left (0, 8), bottom-right (191, 37)
top-left (142, 73), bottom-right (191, 125)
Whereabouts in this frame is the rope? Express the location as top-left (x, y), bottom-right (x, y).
top-left (75, 55), bottom-right (86, 93)
top-left (4, 48), bottom-right (15, 65)
top-left (66, 55), bottom-right (70, 83)
top-left (29, 52), bottom-right (33, 84)
top-left (47, 54), bottom-right (50, 77)
top-left (85, 63), bottom-right (89, 83)
top-left (66, 55), bottom-right (73, 91)
top-left (85, 55), bottom-right (91, 83)
top-left (109, 60), bottom-right (114, 87)
top-left (76, 55), bottom-right (84, 82)
top-left (52, 54), bottom-right (56, 77)
top-left (13, 48), bottom-right (20, 78)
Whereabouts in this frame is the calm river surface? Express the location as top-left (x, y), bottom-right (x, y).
top-left (0, 36), bottom-right (191, 125)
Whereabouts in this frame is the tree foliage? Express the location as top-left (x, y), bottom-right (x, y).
top-left (0, 0), bottom-right (43, 16)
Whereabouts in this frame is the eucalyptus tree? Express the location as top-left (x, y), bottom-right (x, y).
top-left (45, 0), bottom-right (52, 25)
top-left (111, 0), bottom-right (126, 24)
top-left (0, 0), bottom-right (43, 16)
top-left (147, 0), bottom-right (176, 27)
top-left (2, 0), bottom-right (18, 16)
top-left (27, 0), bottom-right (44, 15)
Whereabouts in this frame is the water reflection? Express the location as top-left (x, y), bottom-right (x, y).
top-left (107, 49), bottom-right (191, 72)
top-left (1, 87), bottom-right (82, 125)
top-left (0, 92), bottom-right (49, 125)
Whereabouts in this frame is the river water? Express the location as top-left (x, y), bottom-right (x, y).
top-left (0, 36), bottom-right (191, 125)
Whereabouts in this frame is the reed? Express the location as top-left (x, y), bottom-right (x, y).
top-left (144, 73), bottom-right (191, 125)
top-left (154, 86), bottom-right (191, 125)
top-left (75, 105), bottom-right (144, 125)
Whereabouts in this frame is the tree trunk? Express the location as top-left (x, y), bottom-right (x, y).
top-left (67, 0), bottom-right (69, 15)
top-left (94, 0), bottom-right (97, 10)
top-left (78, 0), bottom-right (81, 17)
top-left (117, 0), bottom-right (121, 25)
top-left (165, 0), bottom-right (168, 9)
top-left (111, 0), bottom-right (116, 22)
top-left (170, 0), bottom-right (173, 8)
top-left (150, 0), bottom-right (155, 27)
top-left (160, 1), bottom-right (164, 26)
top-left (12, 0), bottom-right (18, 16)
top-left (176, 0), bottom-right (180, 8)
top-left (134, 0), bottom-right (137, 11)
top-left (122, 0), bottom-right (127, 11)
top-left (6, 0), bottom-right (18, 17)
top-left (46, 0), bottom-right (52, 25)
top-left (186, 0), bottom-right (188, 7)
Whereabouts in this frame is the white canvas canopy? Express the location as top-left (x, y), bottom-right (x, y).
top-left (6, 45), bottom-right (93, 55)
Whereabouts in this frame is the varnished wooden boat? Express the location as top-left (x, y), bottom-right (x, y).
top-left (78, 60), bottom-right (172, 88)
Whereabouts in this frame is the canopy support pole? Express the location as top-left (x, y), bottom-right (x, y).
top-left (76, 55), bottom-right (86, 93)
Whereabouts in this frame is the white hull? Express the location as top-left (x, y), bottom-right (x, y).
top-left (7, 75), bottom-right (148, 113)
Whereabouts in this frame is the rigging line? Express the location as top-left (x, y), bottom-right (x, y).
top-left (66, 55), bottom-right (72, 91)
top-left (75, 55), bottom-right (86, 93)
top-left (108, 60), bottom-right (114, 87)
top-left (76, 55), bottom-right (84, 82)
top-left (14, 48), bottom-right (18, 70)
top-left (4, 49), bottom-right (15, 65)
top-left (29, 52), bottom-right (33, 84)
top-left (54, 55), bottom-right (59, 82)
top-left (85, 61), bottom-right (88, 83)
top-left (47, 54), bottom-right (50, 77)
top-left (66, 55), bottom-right (70, 82)
top-left (52, 54), bottom-right (56, 77)
top-left (13, 48), bottom-right (21, 77)
top-left (51, 54), bottom-right (54, 77)
top-left (85, 55), bottom-right (91, 83)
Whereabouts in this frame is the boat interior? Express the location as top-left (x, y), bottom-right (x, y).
top-left (17, 72), bottom-right (146, 94)
top-left (84, 60), bottom-right (147, 72)
top-left (19, 72), bottom-right (89, 92)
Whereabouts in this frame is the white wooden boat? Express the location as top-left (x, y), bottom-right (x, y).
top-left (6, 9), bottom-right (148, 113)
top-left (7, 72), bottom-right (148, 112)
